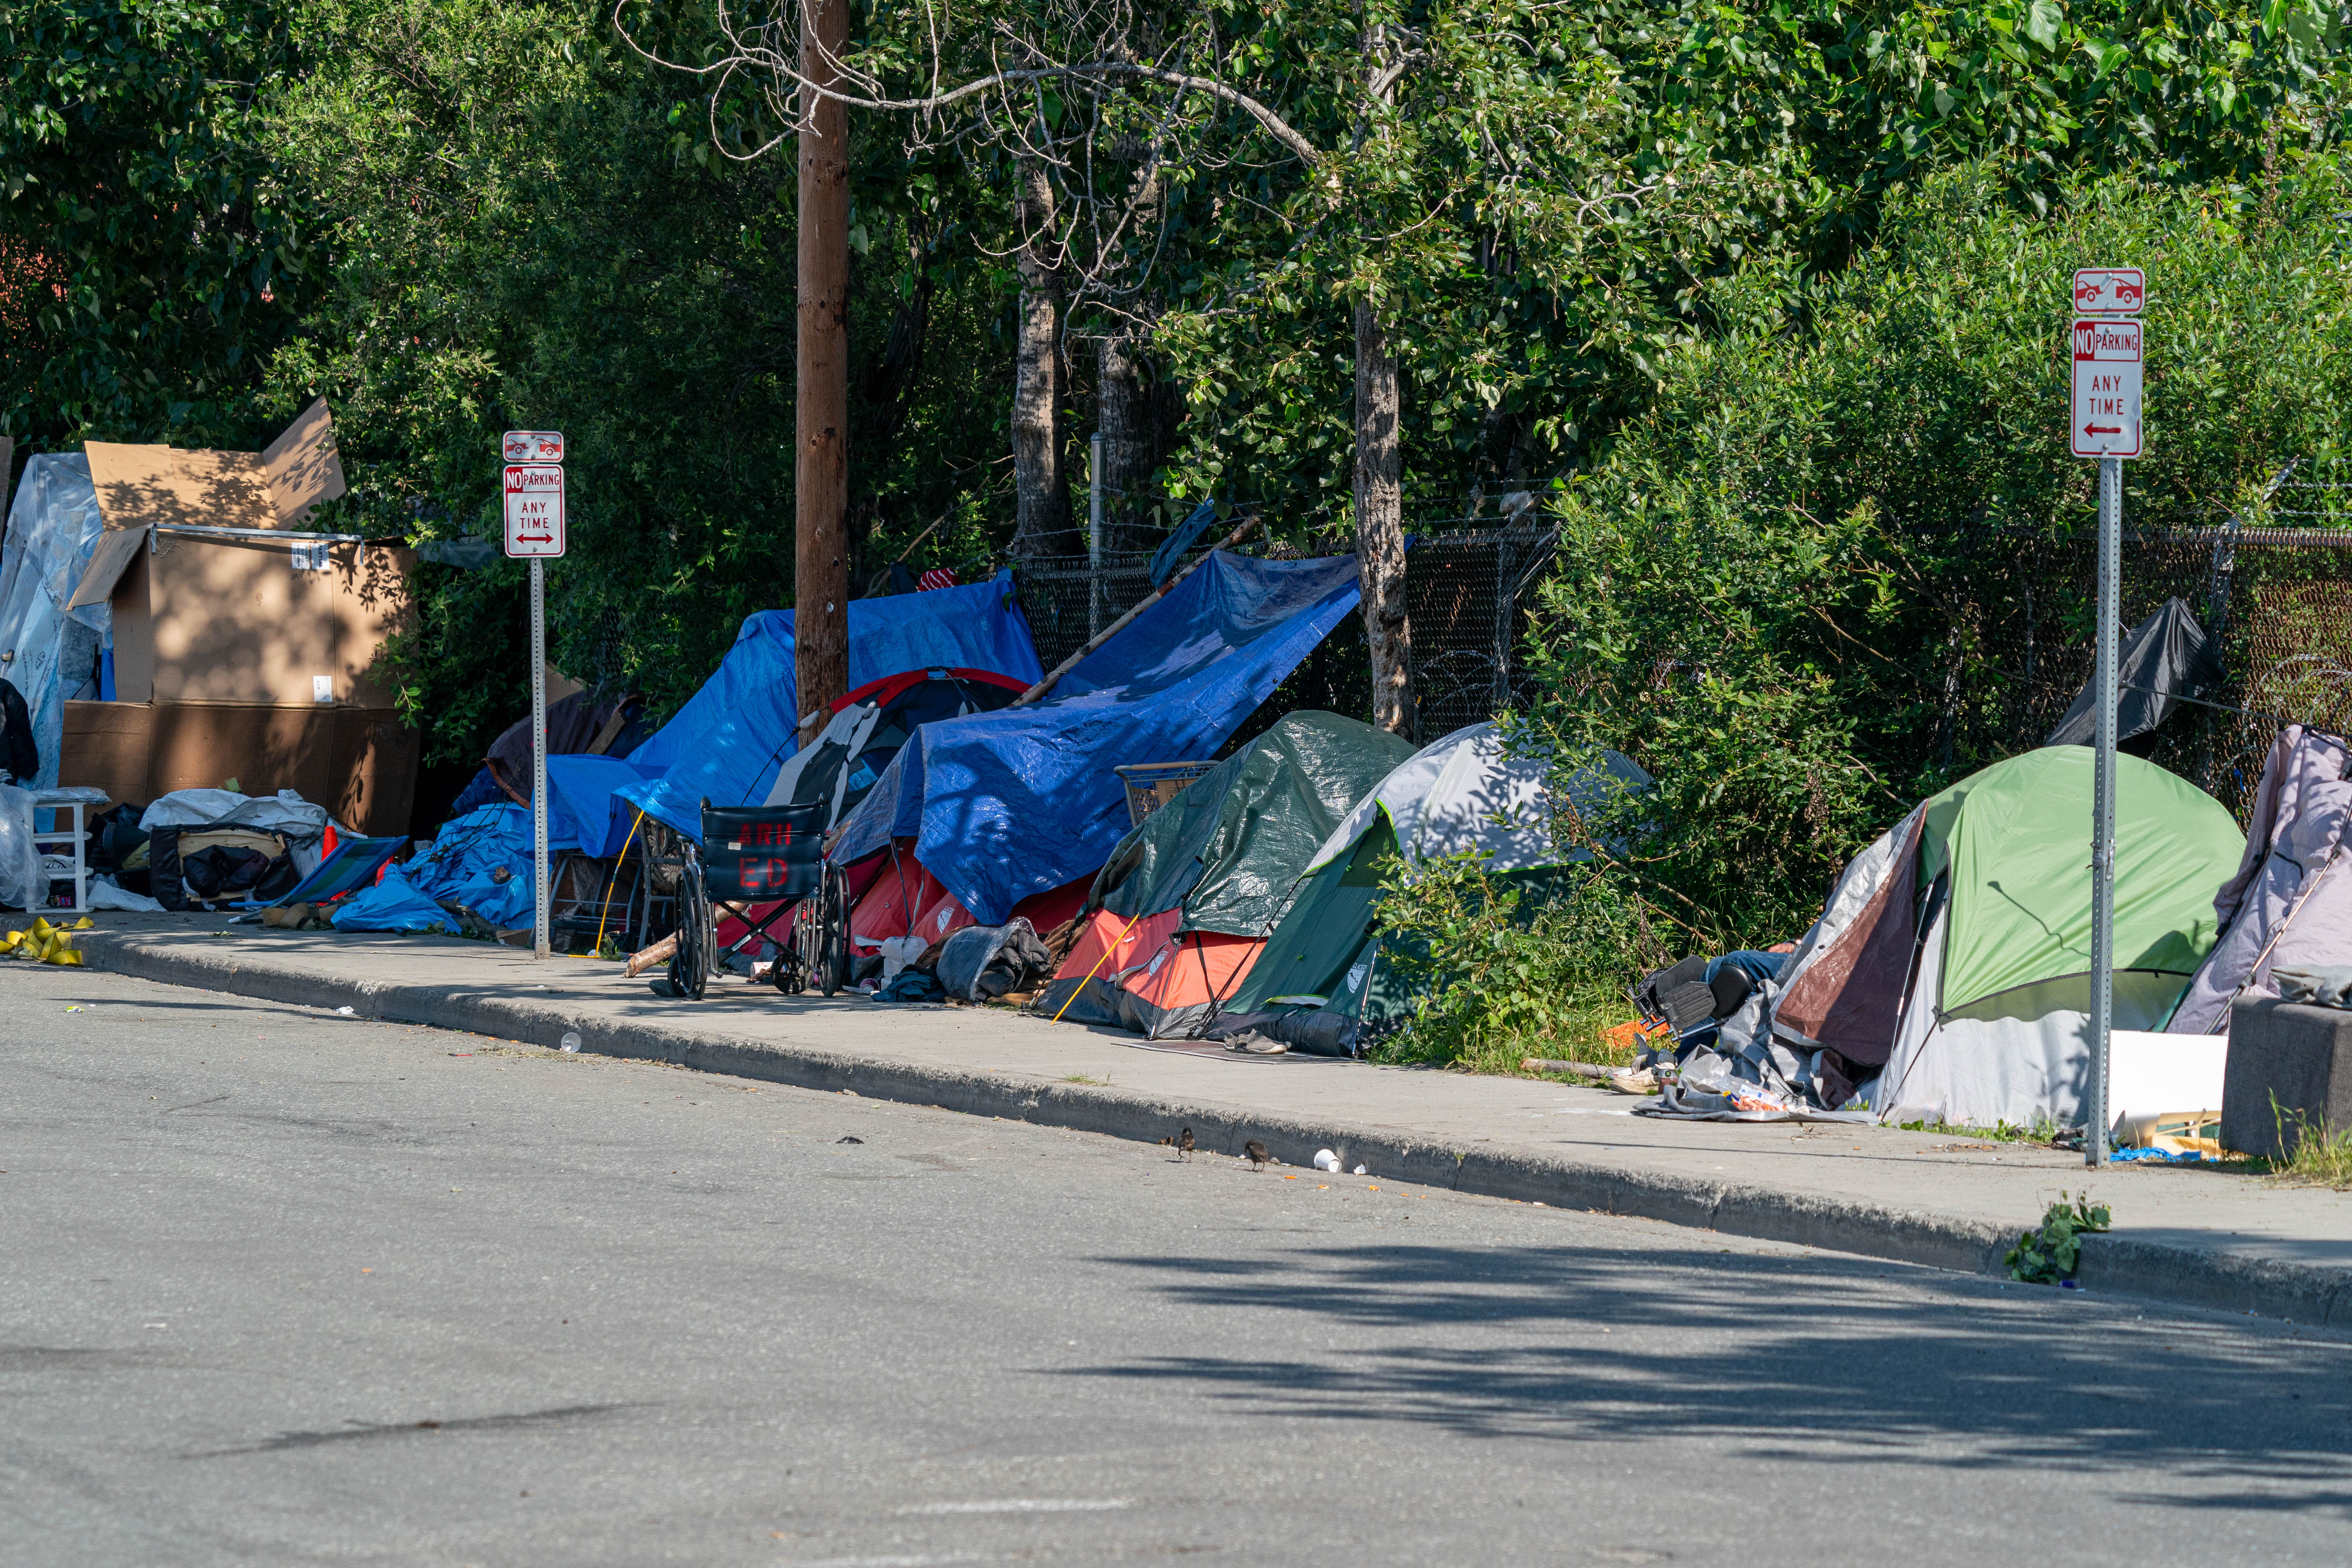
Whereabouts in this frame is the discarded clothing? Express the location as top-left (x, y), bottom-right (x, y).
top-left (870, 967), bottom-right (947, 1004)
top-left (2274, 966), bottom-right (2352, 1010)
top-left (936, 918), bottom-right (1052, 1001)
top-left (85, 875), bottom-right (163, 913)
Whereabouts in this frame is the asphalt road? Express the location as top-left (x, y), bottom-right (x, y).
top-left (4, 966), bottom-right (2349, 1568)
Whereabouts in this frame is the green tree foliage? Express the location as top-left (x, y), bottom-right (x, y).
top-left (1513, 160), bottom-right (2352, 961)
top-left (266, 0), bottom-right (1009, 762)
top-left (0, 0), bottom-right (313, 448)
top-left (802, 0), bottom-right (2344, 519)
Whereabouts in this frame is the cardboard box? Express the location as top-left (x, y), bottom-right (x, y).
top-left (60, 700), bottom-right (420, 838)
top-left (52, 401), bottom-right (422, 837)
top-left (67, 400), bottom-right (414, 707)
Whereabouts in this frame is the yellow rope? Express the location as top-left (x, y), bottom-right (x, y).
top-left (595, 809), bottom-right (647, 958)
top-left (1050, 913), bottom-right (1143, 1024)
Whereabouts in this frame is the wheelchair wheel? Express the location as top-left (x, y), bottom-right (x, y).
top-left (817, 866), bottom-right (849, 997)
top-left (668, 847), bottom-right (711, 1001)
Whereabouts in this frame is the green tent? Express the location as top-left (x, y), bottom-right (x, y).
top-left (1092, 710), bottom-right (1416, 937)
top-left (1034, 711), bottom-right (1415, 1036)
top-left (1773, 746), bottom-right (2245, 1129)
top-left (1920, 748), bottom-right (2238, 1014)
top-left (1218, 722), bottom-right (1650, 1054)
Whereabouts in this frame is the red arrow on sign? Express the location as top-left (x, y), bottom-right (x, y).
top-left (515, 534), bottom-right (554, 543)
top-left (2083, 423), bottom-right (2123, 435)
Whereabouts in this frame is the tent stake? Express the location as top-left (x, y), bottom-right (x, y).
top-left (1013, 516), bottom-right (1261, 706)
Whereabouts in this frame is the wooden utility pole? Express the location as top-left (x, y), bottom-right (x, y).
top-left (795, 0), bottom-right (851, 729)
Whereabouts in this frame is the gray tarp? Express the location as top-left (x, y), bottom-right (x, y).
top-left (2168, 725), bottom-right (2352, 1033)
top-left (0, 455), bottom-right (111, 789)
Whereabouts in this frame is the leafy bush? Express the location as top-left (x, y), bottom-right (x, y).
top-left (2005, 1194), bottom-right (2112, 1284)
top-left (1368, 851), bottom-right (1668, 1074)
top-left (1512, 160), bottom-right (2352, 958)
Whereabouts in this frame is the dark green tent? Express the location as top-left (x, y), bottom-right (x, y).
top-left (1216, 722), bottom-right (1650, 1054)
top-left (1035, 711), bottom-right (1416, 1037)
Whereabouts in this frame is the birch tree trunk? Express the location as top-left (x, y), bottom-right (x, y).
top-left (1011, 163), bottom-right (1074, 557)
top-left (1353, 295), bottom-right (1412, 735)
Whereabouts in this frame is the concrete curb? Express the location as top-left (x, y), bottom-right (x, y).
top-left (77, 931), bottom-right (2352, 1329)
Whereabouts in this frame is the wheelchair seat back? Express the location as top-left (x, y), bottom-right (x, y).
top-left (700, 799), bottom-right (826, 903)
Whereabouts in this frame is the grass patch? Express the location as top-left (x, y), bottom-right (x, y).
top-left (1896, 1116), bottom-right (2066, 1146)
top-left (1059, 1072), bottom-right (1110, 1087)
top-left (2267, 1099), bottom-right (2352, 1188)
top-left (1371, 978), bottom-right (1642, 1077)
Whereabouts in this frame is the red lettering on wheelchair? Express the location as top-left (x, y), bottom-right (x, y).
top-left (737, 857), bottom-right (792, 892)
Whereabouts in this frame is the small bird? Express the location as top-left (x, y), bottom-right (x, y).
top-left (1244, 1140), bottom-right (1270, 1171)
top-left (1177, 1127), bottom-right (1195, 1161)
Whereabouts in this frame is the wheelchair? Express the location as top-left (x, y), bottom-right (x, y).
top-left (668, 798), bottom-right (850, 1000)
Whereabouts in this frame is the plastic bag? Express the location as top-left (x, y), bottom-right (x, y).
top-left (0, 782), bottom-right (43, 910)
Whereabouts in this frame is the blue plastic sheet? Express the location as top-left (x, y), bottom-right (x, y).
top-left (336, 805), bottom-right (540, 931)
top-left (330, 874), bottom-right (452, 933)
top-left (616, 572), bottom-right (1043, 840)
top-left (833, 551), bottom-right (1362, 924)
top-left (544, 753), bottom-right (653, 857)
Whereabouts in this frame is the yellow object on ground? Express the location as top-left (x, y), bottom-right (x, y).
top-left (5, 915), bottom-right (89, 965)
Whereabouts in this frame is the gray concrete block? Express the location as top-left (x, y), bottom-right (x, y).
top-left (2224, 996), bottom-right (2352, 1158)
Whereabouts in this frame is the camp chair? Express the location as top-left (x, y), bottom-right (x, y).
top-left (671, 798), bottom-right (848, 1001)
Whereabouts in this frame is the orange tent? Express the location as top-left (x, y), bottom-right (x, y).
top-left (1046, 906), bottom-right (1262, 1036)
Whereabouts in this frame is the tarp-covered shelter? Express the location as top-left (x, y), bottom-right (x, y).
top-left (2167, 725), bottom-right (2352, 1034)
top-left (0, 454), bottom-right (109, 789)
top-left (1775, 747), bottom-right (2243, 1128)
top-left (536, 573), bottom-right (1043, 854)
top-left (775, 666), bottom-right (1032, 962)
top-left (1216, 722), bottom-right (1651, 1054)
top-left (829, 551), bottom-right (1364, 925)
top-left (1038, 711), bottom-right (1417, 1037)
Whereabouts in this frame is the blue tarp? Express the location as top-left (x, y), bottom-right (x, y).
top-left (334, 805), bottom-right (540, 931)
top-left (615, 572), bottom-right (1043, 842)
top-left (832, 551), bottom-right (1362, 924)
top-left (545, 753), bottom-right (654, 858)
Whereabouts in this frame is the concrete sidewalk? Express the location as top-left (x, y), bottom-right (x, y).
top-left (59, 911), bottom-right (2352, 1327)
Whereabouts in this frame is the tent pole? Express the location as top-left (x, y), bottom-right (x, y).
top-left (2088, 456), bottom-right (2121, 1167)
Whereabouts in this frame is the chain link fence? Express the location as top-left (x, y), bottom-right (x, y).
top-left (1012, 465), bottom-right (2352, 825)
top-left (1946, 518), bottom-right (2352, 824)
top-left (1009, 514), bottom-right (1559, 751)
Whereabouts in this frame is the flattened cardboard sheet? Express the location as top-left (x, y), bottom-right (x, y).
top-left (84, 398), bottom-right (345, 531)
top-left (69, 525), bottom-right (150, 610)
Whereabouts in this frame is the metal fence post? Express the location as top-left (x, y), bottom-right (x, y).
top-left (2087, 456), bottom-right (2120, 1166)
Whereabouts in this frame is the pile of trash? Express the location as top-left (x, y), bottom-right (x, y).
top-left (329, 805), bottom-right (537, 937)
